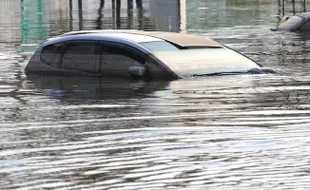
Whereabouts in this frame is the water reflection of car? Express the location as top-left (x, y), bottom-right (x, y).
top-left (24, 75), bottom-right (169, 100)
top-left (25, 30), bottom-right (264, 79)
top-left (273, 12), bottom-right (310, 31)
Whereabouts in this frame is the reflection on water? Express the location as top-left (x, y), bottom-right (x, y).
top-left (17, 0), bottom-right (186, 52)
top-left (3, 75), bottom-right (310, 189)
top-left (2, 0), bottom-right (310, 189)
top-left (25, 76), bottom-right (170, 100)
top-left (20, 0), bottom-right (47, 52)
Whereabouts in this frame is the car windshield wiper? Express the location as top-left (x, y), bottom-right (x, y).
top-left (193, 68), bottom-right (265, 77)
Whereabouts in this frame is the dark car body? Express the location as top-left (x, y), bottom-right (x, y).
top-left (274, 12), bottom-right (310, 31)
top-left (25, 30), bottom-right (263, 79)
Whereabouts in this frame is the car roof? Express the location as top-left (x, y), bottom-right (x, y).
top-left (60, 30), bottom-right (222, 48)
top-left (276, 12), bottom-right (309, 31)
top-left (295, 12), bottom-right (310, 19)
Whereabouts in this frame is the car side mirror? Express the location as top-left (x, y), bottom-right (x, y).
top-left (128, 66), bottom-right (146, 77)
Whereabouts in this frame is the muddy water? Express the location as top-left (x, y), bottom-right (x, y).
top-left (1, 0), bottom-right (310, 189)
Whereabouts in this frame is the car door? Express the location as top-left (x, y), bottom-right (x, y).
top-left (61, 41), bottom-right (101, 73)
top-left (100, 43), bottom-right (145, 76)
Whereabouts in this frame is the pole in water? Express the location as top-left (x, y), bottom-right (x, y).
top-left (127, 0), bottom-right (133, 29)
top-left (292, 0), bottom-right (295, 15)
top-left (136, 0), bottom-right (143, 29)
top-left (116, 0), bottom-right (121, 29)
top-left (282, 0), bottom-right (285, 16)
top-left (78, 0), bottom-right (83, 30)
top-left (112, 0), bottom-right (116, 29)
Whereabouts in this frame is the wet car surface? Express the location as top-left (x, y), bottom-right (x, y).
top-left (274, 12), bottom-right (310, 31)
top-left (3, 0), bottom-right (310, 189)
top-left (25, 30), bottom-right (264, 79)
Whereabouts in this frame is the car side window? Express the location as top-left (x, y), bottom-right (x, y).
top-left (61, 41), bottom-right (100, 72)
top-left (300, 20), bottom-right (310, 31)
top-left (100, 44), bottom-right (145, 74)
top-left (40, 43), bottom-right (64, 68)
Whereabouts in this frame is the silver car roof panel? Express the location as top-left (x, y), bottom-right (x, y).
top-left (42, 34), bottom-right (156, 55)
top-left (296, 12), bottom-right (310, 19)
top-left (56, 32), bottom-right (163, 43)
top-left (89, 33), bottom-right (164, 43)
top-left (60, 30), bottom-right (223, 48)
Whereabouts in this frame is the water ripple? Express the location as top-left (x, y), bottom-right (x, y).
top-left (2, 1), bottom-right (310, 189)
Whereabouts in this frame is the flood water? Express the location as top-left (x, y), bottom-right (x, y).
top-left (1, 0), bottom-right (310, 189)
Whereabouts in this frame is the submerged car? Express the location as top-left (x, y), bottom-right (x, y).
top-left (25, 30), bottom-right (264, 79)
top-left (274, 12), bottom-right (310, 31)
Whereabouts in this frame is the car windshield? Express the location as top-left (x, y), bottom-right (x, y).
top-left (140, 41), bottom-right (261, 77)
top-left (278, 15), bottom-right (304, 30)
